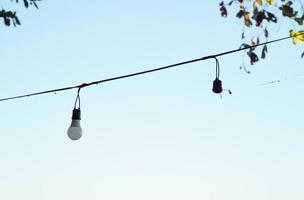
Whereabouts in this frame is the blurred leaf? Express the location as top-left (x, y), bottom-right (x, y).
top-left (247, 51), bottom-right (259, 65)
top-left (243, 12), bottom-right (252, 27)
top-left (290, 30), bottom-right (304, 45)
top-left (220, 2), bottom-right (228, 17)
top-left (4, 17), bottom-right (10, 26)
top-left (261, 45), bottom-right (268, 59)
top-left (240, 43), bottom-right (252, 49)
top-left (236, 10), bottom-right (244, 18)
top-left (280, 4), bottom-right (295, 17)
top-left (14, 16), bottom-right (21, 25)
top-left (33, 2), bottom-right (39, 9)
top-left (254, 11), bottom-right (265, 26)
top-left (256, 0), bottom-right (262, 6)
top-left (294, 17), bottom-right (304, 25)
top-left (266, 11), bottom-right (277, 22)
top-left (264, 28), bottom-right (269, 38)
top-left (265, 0), bottom-right (274, 5)
top-left (241, 31), bottom-right (245, 39)
top-left (23, 0), bottom-right (29, 8)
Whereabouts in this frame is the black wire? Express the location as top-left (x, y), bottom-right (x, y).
top-left (0, 34), bottom-right (300, 102)
top-left (73, 87), bottom-right (81, 109)
top-left (213, 57), bottom-right (220, 79)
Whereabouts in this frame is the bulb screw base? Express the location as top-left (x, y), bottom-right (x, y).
top-left (72, 108), bottom-right (81, 120)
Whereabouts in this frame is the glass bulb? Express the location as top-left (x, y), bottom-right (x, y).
top-left (67, 119), bottom-right (82, 140)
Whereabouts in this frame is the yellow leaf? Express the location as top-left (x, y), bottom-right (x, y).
top-left (243, 12), bottom-right (252, 27)
top-left (290, 30), bottom-right (304, 45)
top-left (256, 0), bottom-right (263, 6)
top-left (253, 2), bottom-right (257, 10)
top-left (240, 2), bottom-right (244, 9)
top-left (265, 0), bottom-right (274, 5)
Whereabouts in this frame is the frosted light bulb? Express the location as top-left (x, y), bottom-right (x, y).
top-left (67, 108), bottom-right (82, 141)
top-left (68, 120), bottom-right (82, 140)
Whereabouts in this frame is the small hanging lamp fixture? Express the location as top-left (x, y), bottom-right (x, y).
top-left (67, 88), bottom-right (83, 141)
top-left (212, 78), bottom-right (223, 94)
top-left (212, 57), bottom-right (231, 95)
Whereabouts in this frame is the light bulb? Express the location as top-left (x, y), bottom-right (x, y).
top-left (67, 108), bottom-right (82, 140)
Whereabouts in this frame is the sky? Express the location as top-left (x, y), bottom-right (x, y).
top-left (0, 1), bottom-right (303, 200)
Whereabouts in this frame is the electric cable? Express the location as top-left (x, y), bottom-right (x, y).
top-left (0, 33), bottom-right (302, 102)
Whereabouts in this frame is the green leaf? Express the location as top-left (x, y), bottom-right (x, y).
top-left (256, 0), bottom-right (263, 6)
top-left (294, 17), bottom-right (304, 25)
top-left (14, 16), bottom-right (21, 25)
top-left (236, 10), bottom-right (243, 18)
top-left (265, 0), bottom-right (274, 5)
top-left (261, 45), bottom-right (268, 59)
top-left (23, 0), bottom-right (29, 8)
top-left (264, 28), bottom-right (269, 38)
top-left (240, 43), bottom-right (251, 49)
top-left (247, 51), bottom-right (259, 65)
top-left (266, 11), bottom-right (277, 22)
top-left (4, 17), bottom-right (10, 26)
top-left (33, 2), bottom-right (39, 9)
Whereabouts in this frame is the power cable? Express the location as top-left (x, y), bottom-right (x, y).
top-left (0, 34), bottom-right (300, 102)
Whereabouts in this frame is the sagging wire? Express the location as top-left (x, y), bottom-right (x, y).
top-left (0, 33), bottom-right (299, 103)
top-left (0, 32), bottom-right (302, 140)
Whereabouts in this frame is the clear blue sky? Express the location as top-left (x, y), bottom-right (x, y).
top-left (0, 1), bottom-right (303, 199)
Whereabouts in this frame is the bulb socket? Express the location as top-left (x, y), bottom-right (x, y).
top-left (72, 108), bottom-right (81, 120)
top-left (212, 78), bottom-right (223, 94)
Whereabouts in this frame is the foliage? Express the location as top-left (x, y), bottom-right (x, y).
top-left (0, 0), bottom-right (40, 27)
top-left (219, 0), bottom-right (304, 67)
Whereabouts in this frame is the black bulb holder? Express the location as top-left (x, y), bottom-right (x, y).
top-left (72, 108), bottom-right (81, 120)
top-left (212, 78), bottom-right (223, 94)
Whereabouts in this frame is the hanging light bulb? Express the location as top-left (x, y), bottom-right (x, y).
top-left (67, 108), bottom-right (82, 140)
top-left (67, 88), bottom-right (82, 140)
